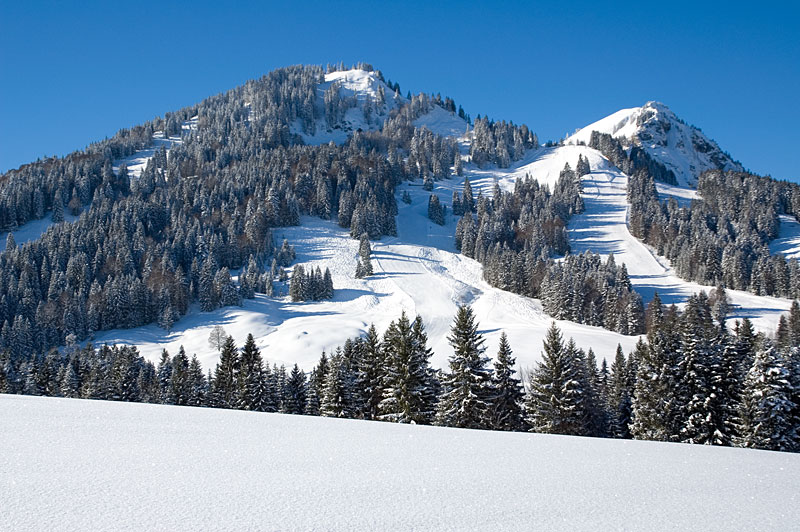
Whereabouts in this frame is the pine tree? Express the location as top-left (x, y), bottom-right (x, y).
top-left (237, 333), bottom-right (266, 411)
top-left (525, 322), bottom-right (587, 435)
top-left (356, 324), bottom-right (384, 420)
top-left (320, 349), bottom-right (353, 418)
top-left (735, 346), bottom-right (797, 451)
top-left (284, 364), bottom-right (307, 415)
top-left (379, 312), bottom-right (436, 424)
top-left (436, 305), bottom-right (493, 429)
top-left (631, 319), bottom-right (681, 441)
top-left (187, 355), bottom-right (207, 406)
top-left (489, 332), bottom-right (524, 431)
top-left (211, 336), bottom-right (239, 408)
top-left (607, 344), bottom-right (632, 438)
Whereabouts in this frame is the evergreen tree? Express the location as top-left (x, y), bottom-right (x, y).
top-left (436, 305), bottom-right (493, 429)
top-left (237, 333), bottom-right (267, 411)
top-left (489, 332), bottom-right (524, 431)
top-left (356, 324), bottom-right (384, 419)
top-left (211, 336), bottom-right (239, 408)
top-left (525, 322), bottom-right (587, 435)
top-left (284, 364), bottom-right (307, 415)
top-left (379, 312), bottom-right (436, 424)
top-left (735, 346), bottom-right (797, 451)
top-left (607, 344), bottom-right (632, 438)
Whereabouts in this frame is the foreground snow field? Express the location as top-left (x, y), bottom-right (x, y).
top-left (2, 394), bottom-right (799, 531)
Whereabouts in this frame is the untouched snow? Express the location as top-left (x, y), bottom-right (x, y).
top-left (413, 105), bottom-right (470, 138)
top-left (567, 101), bottom-right (743, 187)
top-left (0, 211), bottom-right (79, 248)
top-left (4, 394), bottom-right (800, 531)
top-left (770, 215), bottom-right (800, 260)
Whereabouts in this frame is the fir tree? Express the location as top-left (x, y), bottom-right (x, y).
top-left (525, 322), bottom-right (587, 435)
top-left (436, 305), bottom-right (493, 429)
top-left (735, 346), bottom-right (797, 451)
top-left (211, 336), bottom-right (239, 408)
top-left (489, 332), bottom-right (524, 431)
top-left (379, 312), bottom-right (436, 424)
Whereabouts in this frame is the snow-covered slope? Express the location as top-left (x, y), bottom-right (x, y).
top-left (771, 215), bottom-right (800, 260)
top-left (92, 160), bottom-right (642, 372)
top-left (295, 69), bottom-right (470, 145)
top-left (293, 69), bottom-right (404, 145)
top-left (563, 145), bottom-right (791, 330)
top-left (93, 136), bottom-right (793, 372)
top-left (568, 101), bottom-right (743, 186)
top-left (113, 116), bottom-right (197, 178)
top-left (3, 394), bottom-right (799, 532)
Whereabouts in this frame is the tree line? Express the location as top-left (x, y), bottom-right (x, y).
top-left (2, 295), bottom-right (797, 453)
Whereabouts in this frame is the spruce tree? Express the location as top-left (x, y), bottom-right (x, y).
top-left (489, 332), bottom-right (524, 431)
top-left (379, 312), bottom-right (436, 424)
top-left (436, 305), bottom-right (493, 429)
top-left (524, 323), bottom-right (587, 435)
top-left (356, 324), bottom-right (384, 420)
top-left (237, 333), bottom-right (267, 411)
top-left (211, 336), bottom-right (239, 408)
top-left (607, 344), bottom-right (632, 438)
top-left (735, 346), bottom-right (797, 451)
top-left (284, 364), bottom-right (307, 415)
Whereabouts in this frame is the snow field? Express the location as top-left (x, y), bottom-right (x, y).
top-left (3, 394), bottom-right (799, 532)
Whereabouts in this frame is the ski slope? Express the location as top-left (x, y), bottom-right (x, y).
top-left (558, 145), bottom-right (790, 331)
top-left (3, 394), bottom-right (799, 532)
top-left (771, 215), bottom-right (800, 260)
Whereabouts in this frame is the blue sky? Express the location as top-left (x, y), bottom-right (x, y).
top-left (1, 0), bottom-right (798, 180)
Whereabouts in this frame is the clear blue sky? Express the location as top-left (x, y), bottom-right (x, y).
top-left (1, 0), bottom-right (798, 180)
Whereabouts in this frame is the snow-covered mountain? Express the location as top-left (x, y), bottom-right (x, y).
top-left (568, 101), bottom-right (743, 186)
top-left (1, 68), bottom-right (792, 375)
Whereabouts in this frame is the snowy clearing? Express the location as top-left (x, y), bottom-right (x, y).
top-left (770, 214), bottom-right (800, 260)
top-left (3, 394), bottom-right (799, 532)
top-left (112, 116), bottom-right (197, 178)
top-left (0, 211), bottom-right (79, 249)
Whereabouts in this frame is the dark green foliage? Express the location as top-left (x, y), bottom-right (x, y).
top-left (379, 313), bottom-right (437, 424)
top-left (525, 323), bottom-right (588, 436)
top-left (489, 332), bottom-right (524, 431)
top-left (436, 305), bottom-right (493, 429)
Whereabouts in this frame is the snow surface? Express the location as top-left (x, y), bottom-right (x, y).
top-left (567, 101), bottom-right (743, 186)
top-left (112, 116), bottom-right (197, 178)
top-left (3, 394), bottom-right (799, 532)
top-left (770, 214), bottom-right (800, 260)
top-left (0, 211), bottom-right (79, 249)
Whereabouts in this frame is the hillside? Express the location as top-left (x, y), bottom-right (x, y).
top-left (3, 394), bottom-right (798, 531)
top-left (0, 65), bottom-right (798, 376)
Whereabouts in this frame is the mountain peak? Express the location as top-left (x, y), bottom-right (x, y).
top-left (568, 102), bottom-right (743, 186)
